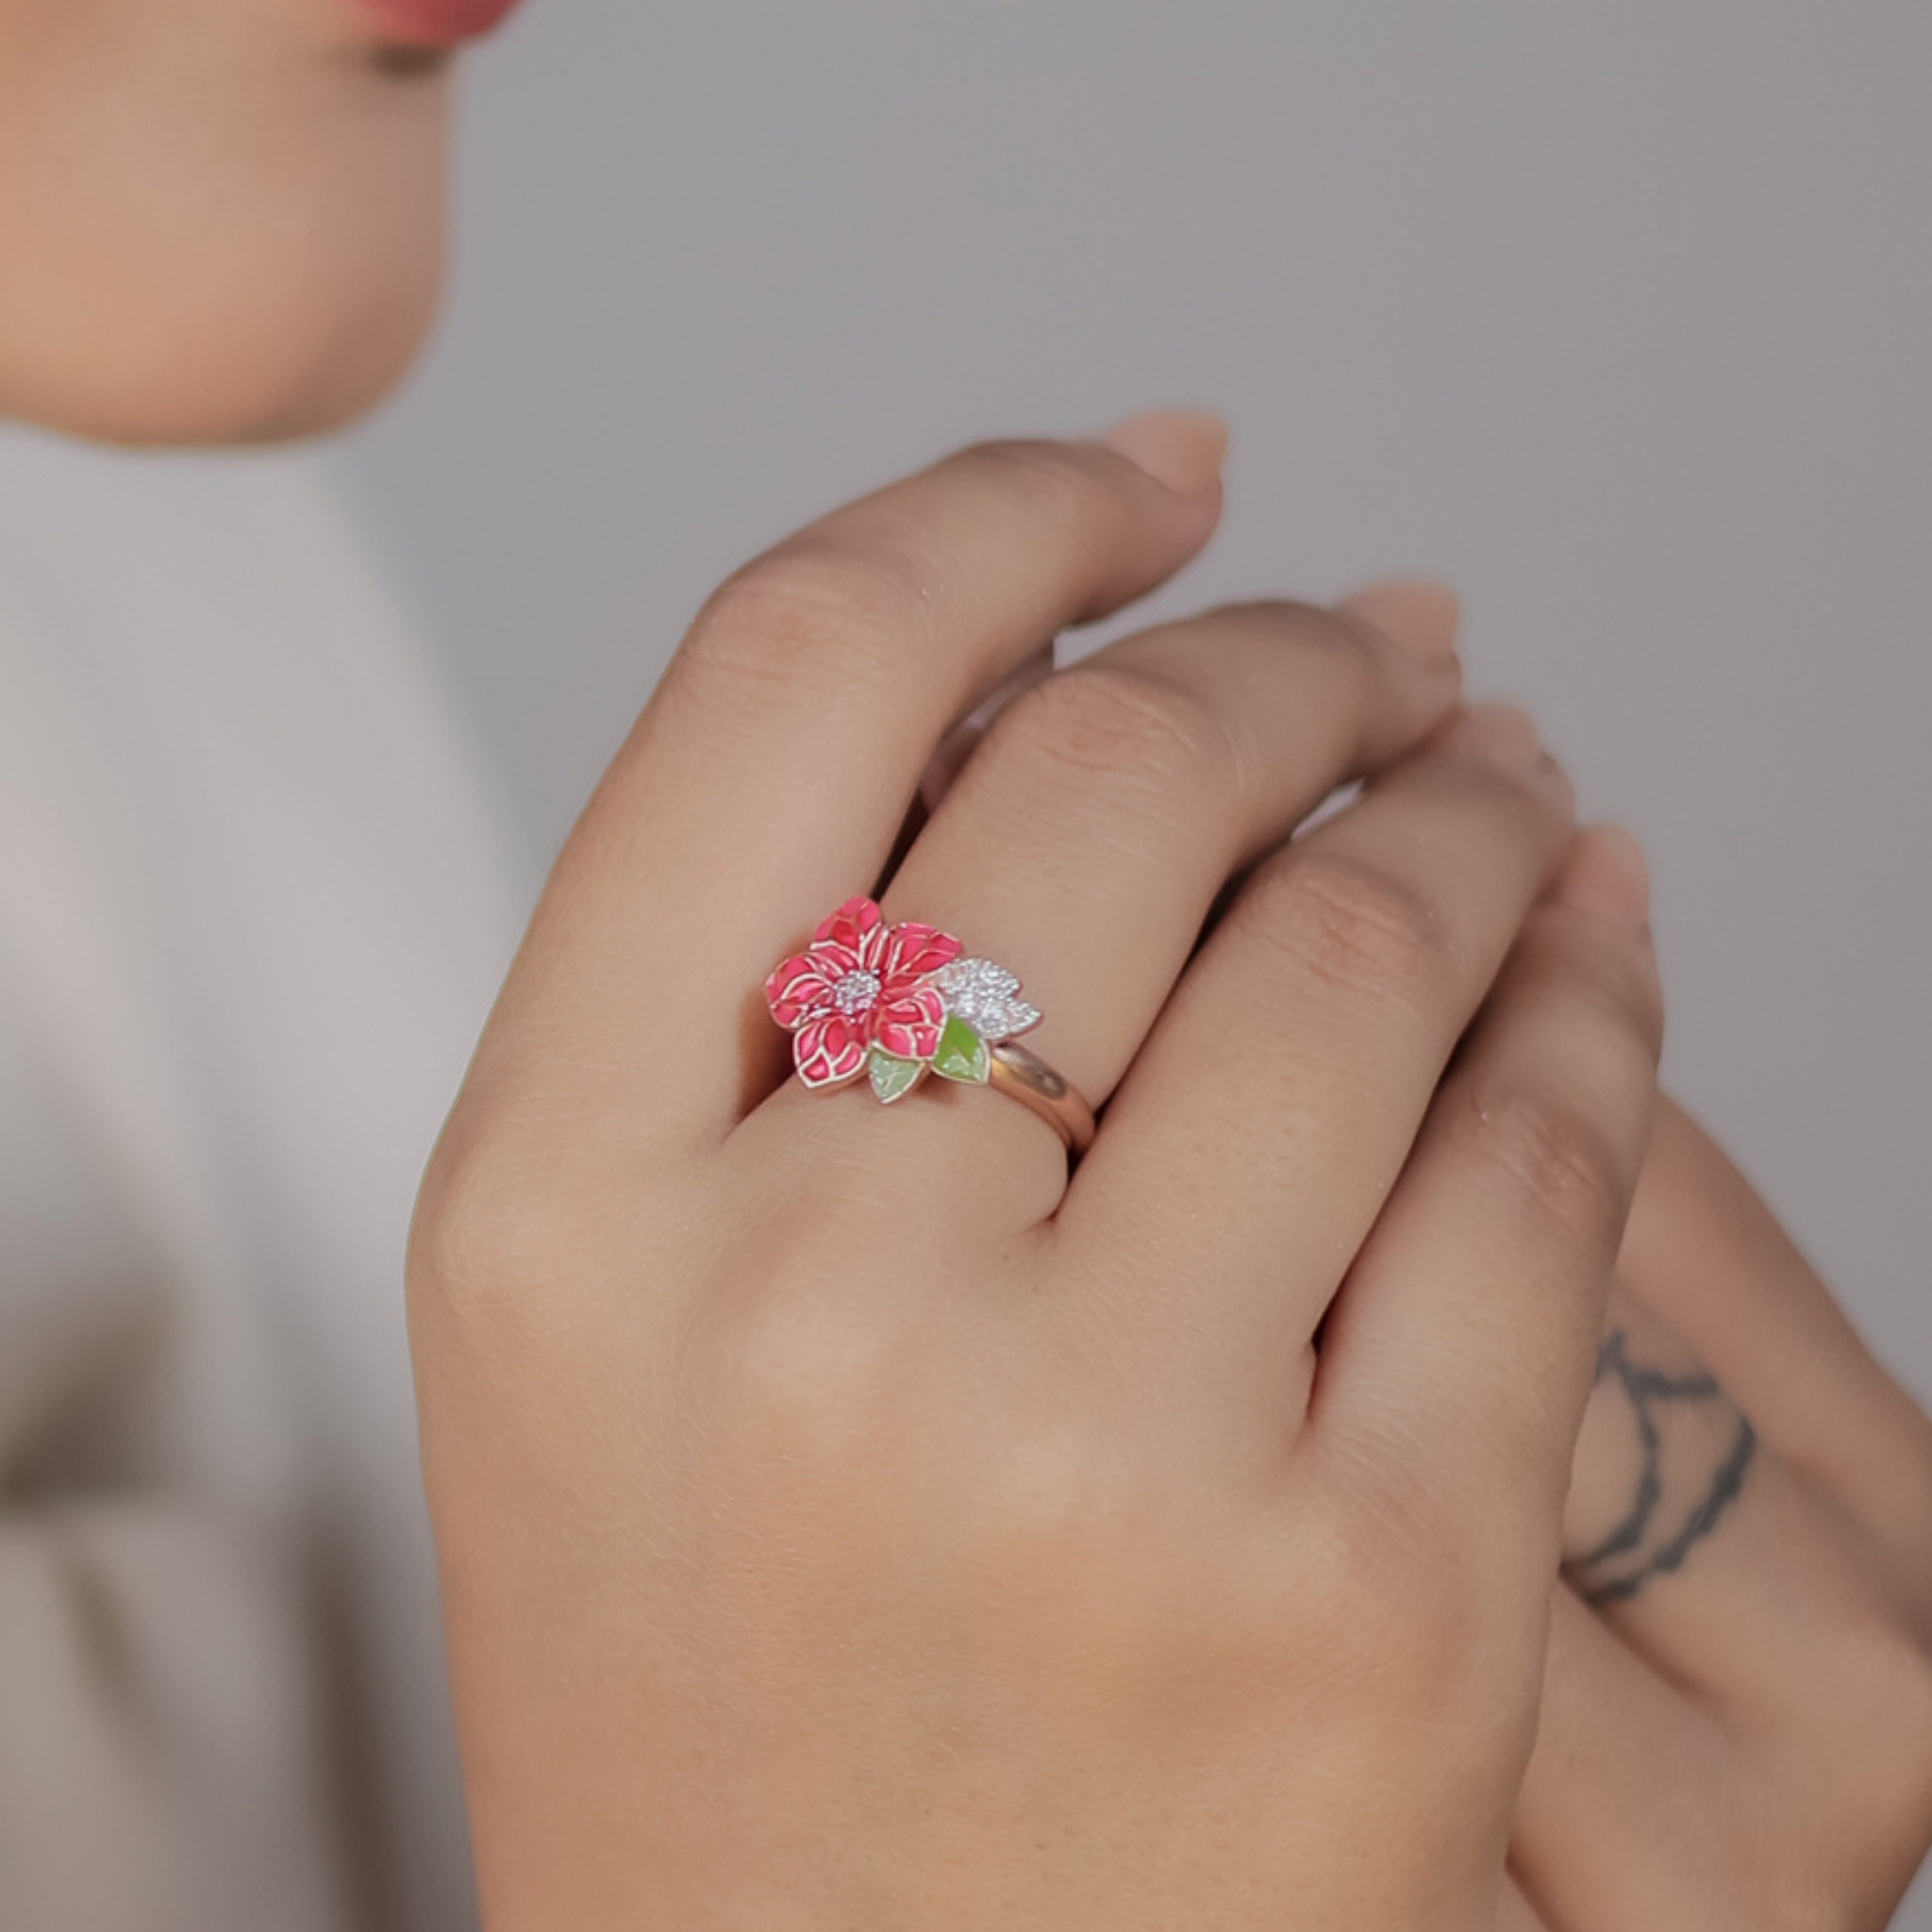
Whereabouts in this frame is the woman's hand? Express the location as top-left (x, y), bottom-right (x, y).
top-left (1499, 1098), bottom-right (1932, 1931)
top-left (407, 415), bottom-right (1664, 1929)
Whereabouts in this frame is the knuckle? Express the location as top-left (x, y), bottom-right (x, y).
top-left (1452, 1071), bottom-right (1632, 1253)
top-left (406, 1095), bottom-right (691, 1354)
top-left (408, 1127), bottom-right (515, 1312)
top-left (1233, 596), bottom-right (1374, 662)
top-left (1521, 946), bottom-right (1666, 1142)
top-left (1437, 741), bottom-right (1578, 841)
top-left (946, 436), bottom-right (1108, 534)
top-left (405, 1121), bottom-right (577, 1345)
top-left (674, 532), bottom-right (933, 708)
top-left (1139, 598), bottom-right (1393, 704)
top-left (993, 660), bottom-right (1240, 807)
top-left (1589, 929), bottom-right (1665, 1065)
top-left (1240, 846), bottom-right (1458, 1005)
top-left (1538, 902), bottom-right (1667, 1064)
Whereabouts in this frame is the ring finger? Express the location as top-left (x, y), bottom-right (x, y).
top-left (753, 585), bottom-right (1463, 1170)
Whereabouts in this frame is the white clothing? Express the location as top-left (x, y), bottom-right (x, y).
top-left (0, 426), bottom-right (527, 1931)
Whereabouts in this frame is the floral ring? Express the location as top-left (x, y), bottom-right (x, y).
top-left (763, 895), bottom-right (1096, 1157)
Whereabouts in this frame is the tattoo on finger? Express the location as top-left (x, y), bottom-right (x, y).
top-left (1562, 1328), bottom-right (1757, 1606)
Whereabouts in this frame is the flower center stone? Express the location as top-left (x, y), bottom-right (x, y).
top-left (831, 968), bottom-right (882, 1016)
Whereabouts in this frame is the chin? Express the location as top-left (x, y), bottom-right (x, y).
top-left (2, 225), bottom-right (449, 448)
top-left (0, 30), bottom-right (455, 447)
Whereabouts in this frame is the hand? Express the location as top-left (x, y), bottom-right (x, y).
top-left (1499, 1097), bottom-right (1932, 1931)
top-left (408, 415), bottom-right (1664, 1929)
top-left (892, 484), bottom-right (1932, 1931)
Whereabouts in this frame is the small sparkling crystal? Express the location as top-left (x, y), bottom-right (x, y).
top-left (831, 968), bottom-right (882, 1015)
top-left (932, 957), bottom-right (1041, 1041)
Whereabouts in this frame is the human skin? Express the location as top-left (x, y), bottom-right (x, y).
top-left (1500, 1098), bottom-right (1932, 1931)
top-left (2, 0), bottom-right (1926, 1911)
top-left (0, 0), bottom-right (459, 444)
top-left (917, 556), bottom-right (1932, 1932)
top-left (408, 418), bottom-right (1932, 1927)
top-left (404, 417), bottom-right (1659, 1926)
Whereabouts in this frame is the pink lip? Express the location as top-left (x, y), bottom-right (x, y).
top-left (354, 0), bottom-right (524, 48)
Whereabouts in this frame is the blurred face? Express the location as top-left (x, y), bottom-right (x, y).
top-left (0, 0), bottom-right (516, 445)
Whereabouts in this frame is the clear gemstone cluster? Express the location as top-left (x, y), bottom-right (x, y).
top-left (830, 968), bottom-right (882, 1015)
top-left (931, 956), bottom-right (1041, 1043)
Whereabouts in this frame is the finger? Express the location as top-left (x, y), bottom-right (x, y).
top-left (1561, 1285), bottom-right (1758, 1613)
top-left (1307, 827), bottom-right (1663, 1573)
top-left (1510, 1582), bottom-right (1739, 1932)
top-left (1496, 1870), bottom-right (1556, 1932)
top-left (897, 583), bottom-right (1457, 850)
top-left (1058, 705), bottom-right (1574, 1407)
top-left (872, 641), bottom-right (1058, 900)
top-left (902, 581), bottom-right (1457, 906)
top-left (1620, 1097), bottom-right (1932, 1604)
top-left (914, 643), bottom-right (1057, 819)
top-left (847, 588), bottom-right (1458, 1134)
top-left (1560, 1279), bottom-right (1921, 1719)
top-left (473, 412), bottom-right (1226, 1151)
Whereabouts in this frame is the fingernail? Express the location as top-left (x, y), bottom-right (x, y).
top-left (1098, 408), bottom-right (1228, 501)
top-left (1335, 577), bottom-right (1461, 667)
top-left (1438, 701), bottom-right (1542, 771)
top-left (1556, 824), bottom-right (1652, 934)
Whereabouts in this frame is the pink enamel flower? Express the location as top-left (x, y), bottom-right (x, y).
top-left (764, 896), bottom-right (962, 1089)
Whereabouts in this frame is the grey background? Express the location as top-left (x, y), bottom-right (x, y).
top-left (328, 1), bottom-right (1930, 1914)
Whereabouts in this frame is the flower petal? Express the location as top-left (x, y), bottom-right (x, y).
top-left (874, 984), bottom-right (947, 1061)
top-left (794, 1013), bottom-right (868, 1088)
top-left (884, 921), bottom-right (962, 982)
top-left (813, 896), bottom-right (884, 955)
top-left (764, 953), bottom-right (836, 1028)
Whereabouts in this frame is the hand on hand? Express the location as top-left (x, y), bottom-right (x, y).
top-left (1499, 1096), bottom-right (1932, 1931)
top-left (408, 415), bottom-right (1731, 1929)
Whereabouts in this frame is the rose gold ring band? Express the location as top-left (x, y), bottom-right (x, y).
top-left (988, 1040), bottom-right (1096, 1158)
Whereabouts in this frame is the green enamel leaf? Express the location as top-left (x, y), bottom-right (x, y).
top-left (868, 1045), bottom-right (925, 1104)
top-left (930, 1013), bottom-right (990, 1083)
